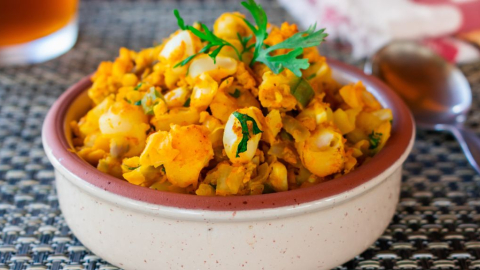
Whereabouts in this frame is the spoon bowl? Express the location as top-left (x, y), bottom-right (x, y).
top-left (366, 40), bottom-right (480, 173)
top-left (365, 41), bottom-right (472, 128)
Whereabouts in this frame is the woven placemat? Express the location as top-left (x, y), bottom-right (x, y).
top-left (1, 0), bottom-right (480, 269)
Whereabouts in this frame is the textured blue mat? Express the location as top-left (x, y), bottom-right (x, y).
top-left (1, 0), bottom-right (480, 269)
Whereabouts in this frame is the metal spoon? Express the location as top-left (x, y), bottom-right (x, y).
top-left (365, 40), bottom-right (480, 174)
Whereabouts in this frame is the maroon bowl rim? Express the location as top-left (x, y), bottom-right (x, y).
top-left (42, 58), bottom-right (415, 211)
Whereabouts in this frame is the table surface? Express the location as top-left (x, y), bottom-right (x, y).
top-left (2, 0), bottom-right (480, 269)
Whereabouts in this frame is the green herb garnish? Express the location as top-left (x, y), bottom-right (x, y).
top-left (240, 0), bottom-right (268, 64)
top-left (125, 165), bottom-right (140, 170)
top-left (174, 45), bottom-right (211, 68)
top-left (229, 89), bottom-right (241, 98)
top-left (241, 0), bottom-right (327, 76)
top-left (368, 131), bottom-right (383, 150)
top-left (125, 97), bottom-right (142, 106)
top-left (183, 97), bottom-right (191, 107)
top-left (173, 0), bottom-right (327, 77)
top-left (237, 33), bottom-right (255, 54)
top-left (173, 10), bottom-right (243, 67)
top-left (134, 83), bottom-right (142, 91)
top-left (232, 111), bottom-right (263, 157)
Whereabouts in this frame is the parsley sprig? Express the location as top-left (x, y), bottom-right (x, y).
top-left (242, 0), bottom-right (327, 76)
top-left (172, 0), bottom-right (327, 77)
top-left (173, 10), bottom-right (242, 67)
top-left (255, 24), bottom-right (327, 77)
top-left (232, 111), bottom-right (263, 157)
top-left (237, 33), bottom-right (254, 54)
top-left (240, 0), bottom-right (268, 63)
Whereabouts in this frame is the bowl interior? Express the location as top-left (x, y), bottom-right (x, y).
top-left (45, 58), bottom-right (415, 211)
top-left (64, 90), bottom-right (93, 149)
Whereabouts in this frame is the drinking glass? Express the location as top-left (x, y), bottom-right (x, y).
top-left (0, 0), bottom-right (79, 65)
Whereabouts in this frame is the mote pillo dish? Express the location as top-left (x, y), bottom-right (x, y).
top-left (70, 0), bottom-right (392, 196)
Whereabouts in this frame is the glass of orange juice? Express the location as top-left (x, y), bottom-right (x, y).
top-left (0, 0), bottom-right (79, 66)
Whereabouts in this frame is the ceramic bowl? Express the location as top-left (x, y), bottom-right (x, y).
top-left (42, 58), bottom-right (415, 270)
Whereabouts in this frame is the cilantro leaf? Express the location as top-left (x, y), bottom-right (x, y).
top-left (241, 0), bottom-right (268, 63)
top-left (237, 33), bottom-right (254, 54)
top-left (174, 9), bottom-right (186, 30)
top-left (174, 1), bottom-right (328, 79)
top-left (265, 23), bottom-right (327, 52)
top-left (174, 54), bottom-right (199, 68)
top-left (232, 111), bottom-right (263, 157)
top-left (257, 47), bottom-right (309, 77)
top-left (306, 73), bottom-right (316, 80)
top-left (241, 1), bottom-right (327, 76)
top-left (256, 25), bottom-right (327, 77)
top-left (174, 45), bottom-right (211, 68)
top-left (368, 131), bottom-right (383, 150)
top-left (173, 9), bottom-right (242, 66)
top-left (236, 135), bottom-right (249, 158)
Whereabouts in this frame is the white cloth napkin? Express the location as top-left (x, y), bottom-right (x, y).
top-left (278, 0), bottom-right (480, 63)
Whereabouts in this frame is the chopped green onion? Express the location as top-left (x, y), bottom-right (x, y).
top-left (141, 87), bottom-right (164, 115)
top-left (368, 131), bottom-right (383, 150)
top-left (290, 76), bottom-right (315, 108)
top-left (262, 183), bottom-right (276, 194)
top-left (279, 129), bottom-right (294, 141)
top-left (183, 98), bottom-right (191, 107)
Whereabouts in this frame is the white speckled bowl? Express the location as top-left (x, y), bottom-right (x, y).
top-left (42, 58), bottom-right (415, 270)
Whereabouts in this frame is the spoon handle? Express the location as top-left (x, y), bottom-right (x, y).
top-left (449, 126), bottom-right (480, 174)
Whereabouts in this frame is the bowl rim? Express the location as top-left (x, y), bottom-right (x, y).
top-left (42, 58), bottom-right (415, 211)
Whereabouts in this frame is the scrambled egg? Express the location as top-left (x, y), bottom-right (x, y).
top-left (72, 12), bottom-right (393, 196)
